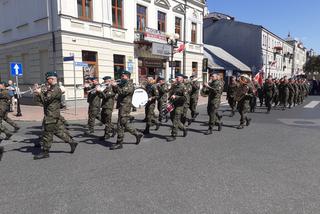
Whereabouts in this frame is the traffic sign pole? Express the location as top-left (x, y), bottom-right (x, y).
top-left (73, 59), bottom-right (77, 116)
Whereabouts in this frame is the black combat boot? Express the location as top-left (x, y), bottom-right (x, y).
top-left (111, 128), bottom-right (116, 137)
top-left (5, 133), bottom-right (12, 140)
top-left (218, 122), bottom-right (223, 131)
top-left (136, 133), bottom-right (143, 145)
top-left (205, 128), bottom-right (213, 135)
top-left (183, 128), bottom-right (188, 137)
top-left (237, 124), bottom-right (245, 129)
top-left (0, 146), bottom-right (4, 161)
top-left (155, 123), bottom-right (160, 131)
top-left (143, 125), bottom-right (150, 135)
top-left (34, 150), bottom-right (50, 160)
top-left (167, 135), bottom-right (176, 142)
top-left (69, 141), bottom-right (78, 153)
top-left (246, 118), bottom-right (252, 126)
top-left (110, 141), bottom-right (123, 150)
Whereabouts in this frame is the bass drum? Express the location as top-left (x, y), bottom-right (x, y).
top-left (132, 88), bottom-right (149, 108)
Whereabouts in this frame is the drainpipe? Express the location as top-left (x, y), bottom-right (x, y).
top-left (183, 0), bottom-right (187, 75)
top-left (49, 0), bottom-right (56, 71)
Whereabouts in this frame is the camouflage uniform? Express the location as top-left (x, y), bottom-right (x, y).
top-left (263, 80), bottom-right (274, 113)
top-left (0, 89), bottom-right (13, 139)
top-left (113, 79), bottom-right (143, 149)
top-left (157, 83), bottom-right (168, 122)
top-left (250, 81), bottom-right (260, 112)
top-left (288, 81), bottom-right (295, 108)
top-left (189, 81), bottom-right (200, 119)
top-left (273, 82), bottom-right (280, 107)
top-left (98, 85), bottom-right (116, 139)
top-left (227, 81), bottom-right (238, 116)
top-left (206, 79), bottom-right (223, 132)
top-left (280, 81), bottom-right (289, 109)
top-left (87, 85), bottom-right (102, 133)
top-left (34, 84), bottom-right (76, 158)
top-left (182, 81), bottom-right (192, 125)
top-left (144, 82), bottom-right (159, 134)
top-left (168, 82), bottom-right (187, 138)
top-left (237, 83), bottom-right (254, 129)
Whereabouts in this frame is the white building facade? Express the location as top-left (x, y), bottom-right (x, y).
top-left (0, 0), bottom-right (205, 101)
top-left (261, 29), bottom-right (293, 78)
top-left (286, 38), bottom-right (307, 75)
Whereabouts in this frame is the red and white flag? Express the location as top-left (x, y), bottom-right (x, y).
top-left (176, 44), bottom-right (186, 53)
top-left (254, 70), bottom-right (264, 86)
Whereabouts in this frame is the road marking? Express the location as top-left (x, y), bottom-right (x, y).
top-left (279, 118), bottom-right (320, 127)
top-left (304, 101), bottom-right (320, 108)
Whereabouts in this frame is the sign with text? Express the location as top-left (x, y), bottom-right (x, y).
top-left (144, 27), bottom-right (167, 44)
top-left (152, 43), bottom-right (171, 57)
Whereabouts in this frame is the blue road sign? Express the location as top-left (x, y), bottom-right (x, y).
top-left (63, 56), bottom-right (74, 61)
top-left (10, 63), bottom-right (23, 76)
top-left (75, 62), bottom-right (88, 67)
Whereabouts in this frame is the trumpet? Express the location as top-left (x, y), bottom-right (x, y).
top-left (32, 83), bottom-right (49, 94)
top-left (87, 79), bottom-right (122, 93)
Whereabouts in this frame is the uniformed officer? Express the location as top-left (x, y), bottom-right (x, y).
top-left (182, 75), bottom-right (192, 126)
top-left (167, 74), bottom-right (188, 142)
top-left (203, 73), bottom-right (223, 135)
top-left (97, 76), bottom-right (116, 140)
top-left (189, 75), bottom-right (200, 123)
top-left (33, 71), bottom-right (78, 160)
top-left (263, 76), bottom-right (275, 114)
top-left (86, 77), bottom-right (102, 135)
top-left (0, 82), bottom-right (20, 132)
top-left (236, 74), bottom-right (254, 129)
top-left (288, 78), bottom-right (295, 108)
top-left (0, 82), bottom-right (14, 140)
top-left (157, 77), bottom-right (168, 123)
top-left (143, 76), bottom-right (160, 135)
top-left (111, 71), bottom-right (143, 150)
top-left (273, 78), bottom-right (280, 108)
top-left (250, 78), bottom-right (260, 113)
top-left (227, 76), bottom-right (238, 117)
top-left (280, 76), bottom-right (289, 110)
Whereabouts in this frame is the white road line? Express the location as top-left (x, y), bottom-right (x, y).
top-left (304, 101), bottom-right (320, 108)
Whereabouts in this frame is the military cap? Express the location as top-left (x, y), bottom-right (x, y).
top-left (121, 70), bottom-right (131, 76)
top-left (183, 75), bottom-right (188, 79)
top-left (157, 77), bottom-right (165, 81)
top-left (102, 76), bottom-right (112, 80)
top-left (0, 81), bottom-right (6, 85)
top-left (46, 71), bottom-right (58, 79)
top-left (175, 74), bottom-right (184, 78)
top-left (90, 77), bottom-right (97, 81)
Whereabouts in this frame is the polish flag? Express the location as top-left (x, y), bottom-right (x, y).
top-left (176, 44), bottom-right (186, 53)
top-left (254, 70), bottom-right (264, 86)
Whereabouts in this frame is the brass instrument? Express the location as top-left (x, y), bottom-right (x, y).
top-left (86, 79), bottom-right (122, 93)
top-left (33, 83), bottom-right (49, 94)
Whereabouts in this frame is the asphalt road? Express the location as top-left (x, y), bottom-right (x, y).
top-left (1, 96), bottom-right (320, 214)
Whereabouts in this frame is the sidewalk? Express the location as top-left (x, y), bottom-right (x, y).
top-left (8, 94), bottom-right (227, 122)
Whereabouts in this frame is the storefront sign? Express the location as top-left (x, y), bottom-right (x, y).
top-left (152, 43), bottom-right (171, 57)
top-left (143, 59), bottom-right (165, 68)
top-left (144, 27), bottom-right (167, 44)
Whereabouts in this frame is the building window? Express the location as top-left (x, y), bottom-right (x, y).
top-left (175, 17), bottom-right (181, 38)
top-left (158, 11), bottom-right (166, 32)
top-left (175, 61), bottom-right (181, 76)
top-left (77, 0), bottom-right (92, 20)
top-left (191, 23), bottom-right (197, 43)
top-left (114, 55), bottom-right (125, 80)
top-left (137, 5), bottom-right (147, 31)
top-left (112, 0), bottom-right (123, 28)
top-left (192, 62), bottom-right (198, 76)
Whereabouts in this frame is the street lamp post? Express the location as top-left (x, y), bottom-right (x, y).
top-left (166, 33), bottom-right (180, 80)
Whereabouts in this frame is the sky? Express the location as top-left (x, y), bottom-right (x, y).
top-left (207, 0), bottom-right (320, 54)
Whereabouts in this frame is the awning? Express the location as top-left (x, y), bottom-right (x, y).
top-left (204, 44), bottom-right (251, 72)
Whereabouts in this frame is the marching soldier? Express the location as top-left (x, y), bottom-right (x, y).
top-left (203, 73), bottom-right (223, 135)
top-left (257, 81), bottom-right (264, 107)
top-left (86, 77), bottom-right (102, 135)
top-left (0, 145), bottom-right (3, 161)
top-left (182, 76), bottom-right (192, 126)
top-left (33, 72), bottom-right (78, 160)
top-left (236, 74), bottom-right (254, 129)
top-left (189, 75), bottom-right (200, 123)
top-left (250, 78), bottom-right (260, 113)
top-left (0, 82), bottom-right (14, 140)
top-left (273, 79), bottom-right (280, 108)
top-left (263, 76), bottom-right (274, 114)
top-left (280, 76), bottom-right (289, 110)
top-left (293, 79), bottom-right (300, 106)
top-left (143, 76), bottom-right (160, 135)
top-left (157, 77), bottom-right (168, 123)
top-left (111, 71), bottom-right (143, 150)
top-left (167, 74), bottom-right (188, 142)
top-left (227, 76), bottom-right (238, 117)
top-left (98, 76), bottom-right (116, 140)
top-left (288, 78), bottom-right (295, 109)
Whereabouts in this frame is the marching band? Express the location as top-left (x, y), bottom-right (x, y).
top-left (0, 70), bottom-right (311, 161)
